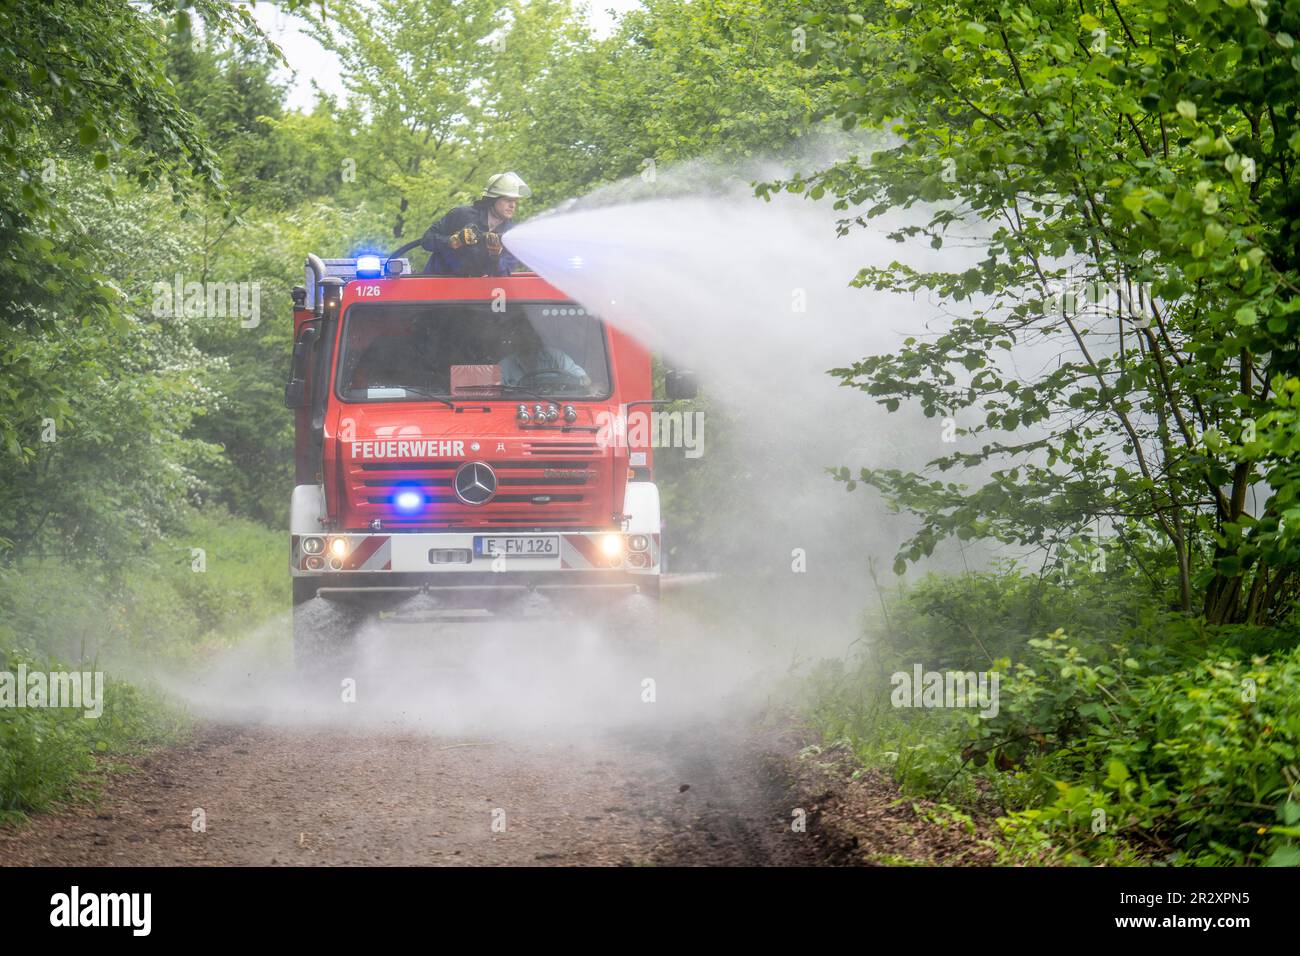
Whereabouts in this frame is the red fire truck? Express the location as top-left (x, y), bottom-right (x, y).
top-left (284, 254), bottom-right (694, 667)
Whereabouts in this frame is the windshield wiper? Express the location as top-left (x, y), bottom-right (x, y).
top-left (499, 384), bottom-right (557, 405)
top-left (396, 385), bottom-right (457, 410)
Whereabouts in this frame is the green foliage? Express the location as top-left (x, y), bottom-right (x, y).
top-left (882, 561), bottom-right (1173, 667)
top-left (803, 567), bottom-right (1300, 865)
top-left (0, 0), bottom-right (264, 464)
top-left (0, 161), bottom-right (220, 559)
top-left (515, 0), bottom-right (843, 202)
top-left (0, 3), bottom-right (290, 546)
top-left (166, 25), bottom-right (298, 208)
top-left (785, 0), bottom-right (1300, 623)
top-left (301, 0), bottom-right (575, 244)
top-left (0, 649), bottom-right (188, 825)
top-left (1227, 375), bottom-right (1300, 586)
top-left (0, 507), bottom-right (288, 664)
top-left (0, 1), bottom-right (290, 826)
top-left (0, 505), bottom-right (281, 822)
top-left (977, 629), bottom-right (1300, 866)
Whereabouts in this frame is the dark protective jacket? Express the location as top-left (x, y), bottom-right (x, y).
top-left (419, 199), bottom-right (522, 276)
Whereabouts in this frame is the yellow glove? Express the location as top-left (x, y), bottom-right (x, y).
top-left (485, 231), bottom-right (503, 256)
top-left (448, 225), bottom-right (479, 250)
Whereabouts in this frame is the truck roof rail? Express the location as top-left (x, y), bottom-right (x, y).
top-left (302, 257), bottom-right (547, 308)
top-left (303, 256), bottom-right (412, 307)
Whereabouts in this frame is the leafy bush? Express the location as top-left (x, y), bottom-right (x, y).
top-left (0, 505), bottom-right (281, 824)
top-left (0, 506), bottom-right (286, 665)
top-left (877, 563), bottom-right (1168, 670)
top-left (802, 569), bottom-right (1300, 865)
top-left (0, 649), bottom-right (187, 825)
top-left (980, 631), bottom-right (1300, 866)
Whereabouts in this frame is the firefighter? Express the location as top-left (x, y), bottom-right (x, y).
top-left (498, 314), bottom-right (590, 389)
top-left (418, 172), bottom-right (531, 276)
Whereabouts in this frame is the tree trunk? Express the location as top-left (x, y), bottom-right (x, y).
top-left (1204, 571), bottom-right (1243, 625)
top-left (392, 196), bottom-right (409, 240)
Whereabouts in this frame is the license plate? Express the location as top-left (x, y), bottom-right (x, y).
top-left (474, 536), bottom-right (558, 558)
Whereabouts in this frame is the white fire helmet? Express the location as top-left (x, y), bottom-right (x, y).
top-left (482, 171), bottom-right (532, 200)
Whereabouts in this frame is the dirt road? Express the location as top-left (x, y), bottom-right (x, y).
top-left (0, 585), bottom-right (985, 866)
top-left (0, 720), bottom-right (828, 866)
top-left (0, 586), bottom-right (846, 866)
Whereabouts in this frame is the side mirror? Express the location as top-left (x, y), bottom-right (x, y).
top-left (665, 368), bottom-right (699, 401)
top-left (284, 324), bottom-right (320, 408)
top-left (284, 379), bottom-right (308, 408)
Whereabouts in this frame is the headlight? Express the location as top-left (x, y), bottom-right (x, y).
top-left (599, 534), bottom-right (625, 559)
top-left (628, 534), bottom-right (649, 552)
top-left (301, 536), bottom-right (325, 555)
top-left (328, 537), bottom-right (350, 559)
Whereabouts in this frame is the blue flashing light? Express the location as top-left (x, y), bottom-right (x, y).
top-left (356, 254), bottom-right (383, 278)
top-left (394, 490), bottom-right (423, 514)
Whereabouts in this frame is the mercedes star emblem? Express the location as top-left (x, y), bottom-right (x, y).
top-left (453, 461), bottom-right (498, 505)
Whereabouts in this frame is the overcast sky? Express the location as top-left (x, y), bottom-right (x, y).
top-left (247, 1), bottom-right (646, 112)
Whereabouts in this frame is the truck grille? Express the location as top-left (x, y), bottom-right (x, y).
top-left (347, 458), bottom-right (607, 529)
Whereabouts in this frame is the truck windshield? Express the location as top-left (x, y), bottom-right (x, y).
top-left (336, 301), bottom-right (612, 402)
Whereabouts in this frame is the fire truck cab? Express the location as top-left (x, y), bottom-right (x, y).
top-left (284, 254), bottom-right (692, 666)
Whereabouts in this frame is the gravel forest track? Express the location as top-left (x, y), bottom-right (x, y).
top-left (0, 721), bottom-right (828, 866)
top-left (0, 584), bottom-right (859, 866)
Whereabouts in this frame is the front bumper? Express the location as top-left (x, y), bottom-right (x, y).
top-left (291, 530), bottom-right (660, 577)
